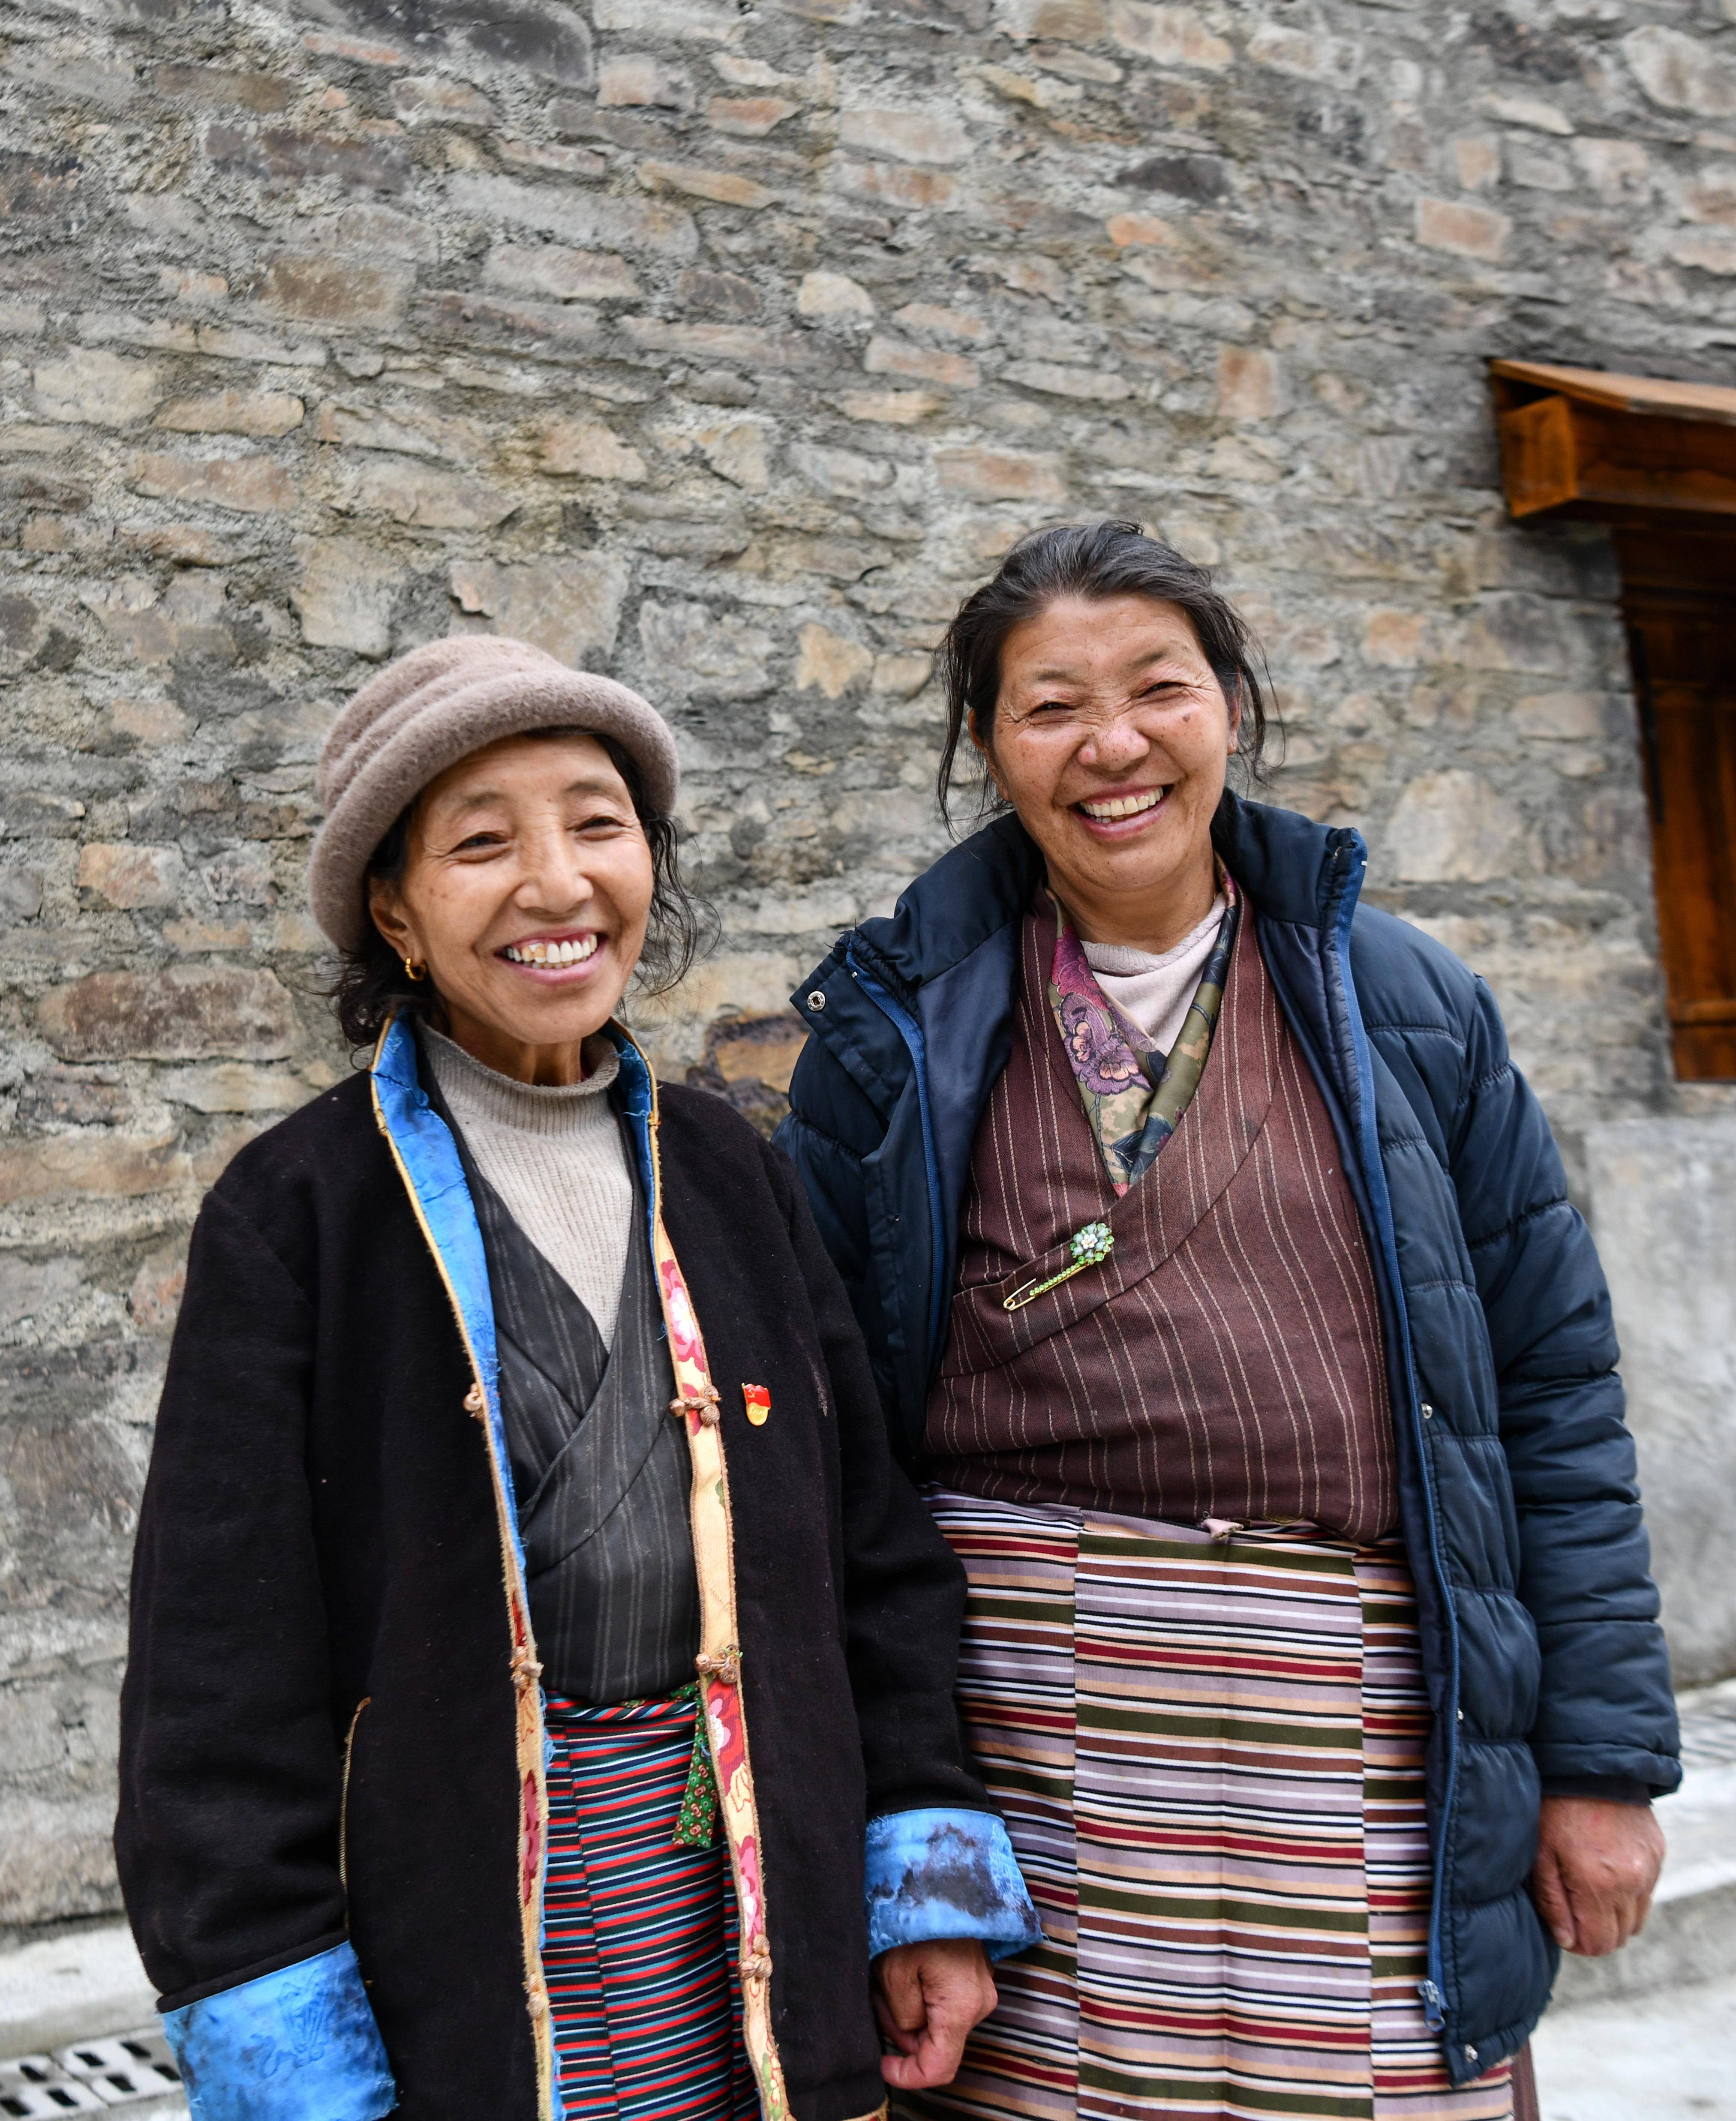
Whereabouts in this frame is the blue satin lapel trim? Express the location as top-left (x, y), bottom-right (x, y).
top-left (162, 1942), bottom-right (395, 2121)
top-left (605, 1026), bottom-right (661, 1276)
top-left (372, 1017), bottom-right (526, 1560)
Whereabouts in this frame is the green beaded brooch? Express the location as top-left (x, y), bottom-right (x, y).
top-left (1003, 1219), bottom-right (1115, 1312)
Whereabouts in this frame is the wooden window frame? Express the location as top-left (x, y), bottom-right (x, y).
top-left (1490, 359), bottom-right (1736, 1082)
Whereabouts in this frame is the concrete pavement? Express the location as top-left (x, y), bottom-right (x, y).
top-left (1532, 1975), bottom-right (1736, 2121)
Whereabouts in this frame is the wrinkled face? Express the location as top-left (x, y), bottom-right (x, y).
top-left (978, 593), bottom-right (1239, 932)
top-left (369, 732), bottom-right (654, 1073)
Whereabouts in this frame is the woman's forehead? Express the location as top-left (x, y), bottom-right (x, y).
top-left (421, 730), bottom-right (626, 810)
top-left (1002, 595), bottom-right (1205, 678)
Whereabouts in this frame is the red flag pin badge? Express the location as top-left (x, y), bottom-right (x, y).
top-left (742, 1383), bottom-right (772, 1426)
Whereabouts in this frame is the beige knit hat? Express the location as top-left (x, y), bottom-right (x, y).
top-left (309, 635), bottom-right (680, 952)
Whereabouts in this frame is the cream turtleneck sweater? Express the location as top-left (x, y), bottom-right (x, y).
top-left (421, 1026), bottom-right (635, 1347)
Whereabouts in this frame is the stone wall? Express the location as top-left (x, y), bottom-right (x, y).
top-left (5, 0), bottom-right (1736, 1931)
top-left (1585, 1117), bottom-right (1736, 1690)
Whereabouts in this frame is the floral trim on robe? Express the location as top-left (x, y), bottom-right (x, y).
top-left (1046, 873), bottom-right (1240, 1194)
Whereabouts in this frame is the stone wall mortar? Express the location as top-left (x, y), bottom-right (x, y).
top-left (3, 0), bottom-right (1734, 1926)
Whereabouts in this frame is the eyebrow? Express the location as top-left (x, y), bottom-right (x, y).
top-left (1021, 649), bottom-right (1193, 685)
top-left (438, 774), bottom-right (629, 817)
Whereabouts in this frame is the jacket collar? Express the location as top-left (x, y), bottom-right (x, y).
top-left (1210, 792), bottom-right (1368, 935)
top-left (372, 1012), bottom-right (654, 1116)
top-left (851, 793), bottom-right (1367, 996)
top-left (373, 1010), bottom-right (661, 1218)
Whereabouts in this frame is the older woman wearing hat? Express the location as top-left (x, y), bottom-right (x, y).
top-left (114, 637), bottom-right (1038, 2121)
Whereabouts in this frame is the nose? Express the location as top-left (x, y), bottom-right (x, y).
top-left (515, 815), bottom-right (593, 913)
top-left (1079, 709), bottom-right (1152, 776)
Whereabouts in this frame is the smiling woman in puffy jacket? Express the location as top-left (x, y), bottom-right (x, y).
top-left (775, 523), bottom-right (1679, 2121)
top-left (114, 636), bottom-right (1041, 2121)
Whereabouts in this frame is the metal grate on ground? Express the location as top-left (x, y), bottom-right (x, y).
top-left (0, 2029), bottom-right (184, 2118)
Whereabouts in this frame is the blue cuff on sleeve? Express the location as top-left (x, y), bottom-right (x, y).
top-left (865, 1808), bottom-right (1043, 1963)
top-left (162, 1940), bottom-right (396, 2121)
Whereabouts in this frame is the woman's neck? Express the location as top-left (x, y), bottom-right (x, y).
top-left (432, 1001), bottom-right (594, 1086)
top-left (1049, 845), bottom-right (1219, 954)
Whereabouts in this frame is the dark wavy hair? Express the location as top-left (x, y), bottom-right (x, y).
top-left (935, 519), bottom-right (1276, 826)
top-left (328, 729), bottom-right (712, 1053)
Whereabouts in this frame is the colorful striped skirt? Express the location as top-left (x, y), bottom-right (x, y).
top-left (543, 1691), bottom-right (758, 2120)
top-left (898, 1494), bottom-right (1514, 2121)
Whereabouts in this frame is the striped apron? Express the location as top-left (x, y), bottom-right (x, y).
top-left (543, 1691), bottom-right (758, 2120)
top-left (896, 1496), bottom-right (1514, 2121)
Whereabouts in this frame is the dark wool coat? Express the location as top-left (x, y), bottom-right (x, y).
top-left (116, 1038), bottom-right (1027, 2121)
top-left (775, 794), bottom-right (1682, 2088)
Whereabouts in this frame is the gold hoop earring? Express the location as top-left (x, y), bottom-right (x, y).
top-left (403, 957), bottom-right (427, 982)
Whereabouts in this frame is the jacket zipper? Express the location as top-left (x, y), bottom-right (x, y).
top-left (1324, 839), bottom-right (1461, 2037)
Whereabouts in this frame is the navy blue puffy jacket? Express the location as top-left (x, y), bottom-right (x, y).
top-left (775, 794), bottom-right (1679, 2084)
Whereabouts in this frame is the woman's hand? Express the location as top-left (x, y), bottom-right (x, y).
top-left (1531, 1796), bottom-right (1665, 1956)
top-left (873, 1938), bottom-right (998, 2089)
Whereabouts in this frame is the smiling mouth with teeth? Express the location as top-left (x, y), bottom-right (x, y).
top-left (502, 934), bottom-right (600, 968)
top-left (1077, 788), bottom-right (1168, 822)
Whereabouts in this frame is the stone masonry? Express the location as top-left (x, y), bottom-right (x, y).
top-left (4, 0), bottom-right (1736, 1934)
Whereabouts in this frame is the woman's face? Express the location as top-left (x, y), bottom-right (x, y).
top-left (369, 732), bottom-right (654, 1084)
top-left (977, 593), bottom-right (1239, 947)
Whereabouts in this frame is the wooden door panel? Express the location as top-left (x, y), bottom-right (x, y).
top-left (1624, 582), bottom-right (1736, 1082)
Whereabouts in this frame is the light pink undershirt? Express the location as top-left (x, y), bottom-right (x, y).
top-left (1081, 892), bottom-right (1228, 1054)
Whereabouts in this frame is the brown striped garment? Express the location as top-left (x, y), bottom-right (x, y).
top-left (923, 897), bottom-right (1399, 1546)
top-left (897, 1497), bottom-right (1515, 2121)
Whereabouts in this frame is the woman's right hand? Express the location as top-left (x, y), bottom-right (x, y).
top-left (1532, 1795), bottom-right (1665, 1956)
top-left (873, 1938), bottom-right (998, 2089)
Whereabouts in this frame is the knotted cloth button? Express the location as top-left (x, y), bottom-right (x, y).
top-left (740, 1949), bottom-right (773, 1989)
top-left (696, 1645), bottom-right (742, 1687)
top-left (670, 1386), bottom-right (722, 1426)
top-left (526, 1982), bottom-right (550, 2019)
top-left (464, 1382), bottom-right (485, 1417)
top-left (511, 1646), bottom-right (544, 1691)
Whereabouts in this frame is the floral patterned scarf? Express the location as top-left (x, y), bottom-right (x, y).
top-left (1047, 874), bottom-right (1240, 1195)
